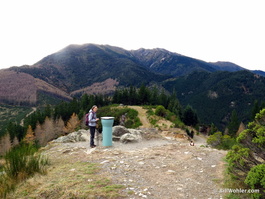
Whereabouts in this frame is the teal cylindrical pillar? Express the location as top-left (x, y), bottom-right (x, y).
top-left (101, 117), bottom-right (114, 146)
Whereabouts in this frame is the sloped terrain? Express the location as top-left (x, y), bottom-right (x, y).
top-left (0, 70), bottom-right (71, 105)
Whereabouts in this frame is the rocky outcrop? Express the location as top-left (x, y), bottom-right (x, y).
top-left (112, 125), bottom-right (130, 140)
top-left (51, 126), bottom-right (143, 144)
top-left (112, 125), bottom-right (143, 143)
top-left (120, 129), bottom-right (143, 143)
top-left (52, 129), bottom-right (90, 143)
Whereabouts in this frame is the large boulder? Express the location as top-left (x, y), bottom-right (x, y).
top-left (53, 129), bottom-right (90, 143)
top-left (113, 125), bottom-right (130, 136)
top-left (120, 129), bottom-right (143, 143)
top-left (112, 126), bottom-right (143, 143)
top-left (112, 125), bottom-right (130, 141)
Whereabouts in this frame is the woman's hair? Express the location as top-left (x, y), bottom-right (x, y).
top-left (91, 105), bottom-right (97, 110)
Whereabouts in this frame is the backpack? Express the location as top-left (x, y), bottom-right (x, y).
top-left (85, 113), bottom-right (89, 126)
top-left (85, 112), bottom-right (95, 126)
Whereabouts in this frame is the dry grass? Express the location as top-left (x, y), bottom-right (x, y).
top-left (6, 156), bottom-right (125, 199)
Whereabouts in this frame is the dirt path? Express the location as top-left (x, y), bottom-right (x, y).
top-left (128, 106), bottom-right (152, 128)
top-left (128, 105), bottom-right (175, 131)
top-left (20, 107), bottom-right (36, 126)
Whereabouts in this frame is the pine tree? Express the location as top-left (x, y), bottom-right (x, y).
top-left (168, 91), bottom-right (182, 117)
top-left (41, 117), bottom-right (56, 145)
top-left (150, 86), bottom-right (159, 105)
top-left (129, 85), bottom-right (138, 105)
top-left (81, 94), bottom-right (89, 111)
top-left (64, 113), bottom-right (80, 134)
top-left (209, 123), bottom-right (218, 135)
top-left (12, 136), bottom-right (19, 147)
top-left (183, 105), bottom-right (198, 127)
top-left (24, 125), bottom-right (35, 144)
top-left (44, 104), bottom-right (52, 118)
top-left (121, 88), bottom-right (129, 104)
top-left (35, 123), bottom-right (44, 146)
top-left (227, 109), bottom-right (240, 137)
top-left (251, 100), bottom-right (260, 120)
top-left (159, 90), bottom-right (169, 108)
top-left (112, 89), bottom-right (121, 104)
top-left (55, 117), bottom-right (66, 137)
top-left (7, 122), bottom-right (16, 142)
top-left (138, 84), bottom-right (150, 105)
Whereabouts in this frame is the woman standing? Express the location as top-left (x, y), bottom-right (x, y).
top-left (88, 105), bottom-right (99, 148)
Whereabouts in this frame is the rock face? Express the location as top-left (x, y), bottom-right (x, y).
top-left (53, 129), bottom-right (90, 143)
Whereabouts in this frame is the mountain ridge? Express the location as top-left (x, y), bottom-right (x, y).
top-left (1, 43), bottom-right (264, 106)
top-left (24, 44), bottom-right (170, 91)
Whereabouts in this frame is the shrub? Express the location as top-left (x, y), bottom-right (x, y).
top-left (4, 143), bottom-right (49, 180)
top-left (207, 132), bottom-right (223, 148)
top-left (97, 106), bottom-right (142, 129)
top-left (0, 143), bottom-right (49, 197)
top-left (221, 135), bottom-right (237, 150)
top-left (173, 118), bottom-right (185, 128)
top-left (155, 105), bottom-right (167, 117)
top-left (207, 132), bottom-right (236, 150)
top-left (245, 164), bottom-right (265, 199)
top-left (146, 105), bottom-right (184, 128)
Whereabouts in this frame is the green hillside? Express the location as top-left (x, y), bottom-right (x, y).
top-left (163, 70), bottom-right (265, 129)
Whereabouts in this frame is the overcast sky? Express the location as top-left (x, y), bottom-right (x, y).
top-left (0, 0), bottom-right (264, 71)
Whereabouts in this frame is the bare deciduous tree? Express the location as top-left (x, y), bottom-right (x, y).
top-left (0, 133), bottom-right (12, 155)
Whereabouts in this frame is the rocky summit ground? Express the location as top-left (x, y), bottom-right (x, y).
top-left (39, 132), bottom-right (227, 199)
